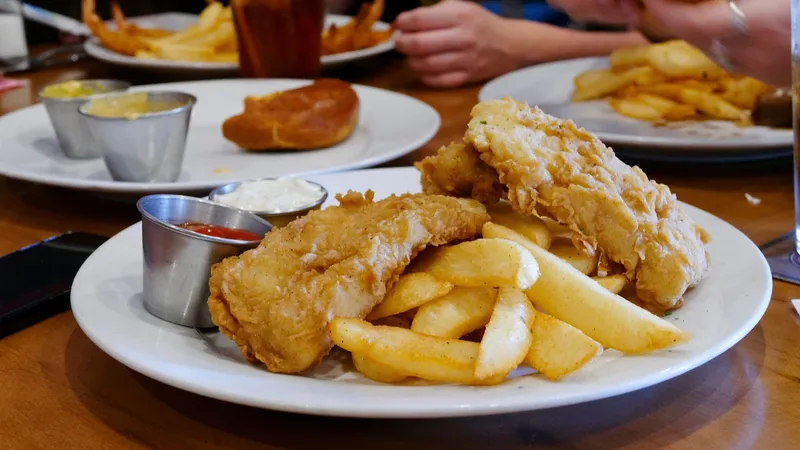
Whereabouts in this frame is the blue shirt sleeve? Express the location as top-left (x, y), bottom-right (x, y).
top-left (480, 1), bottom-right (571, 26)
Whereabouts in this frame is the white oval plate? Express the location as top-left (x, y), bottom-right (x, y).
top-left (83, 13), bottom-right (396, 73)
top-left (71, 167), bottom-right (772, 418)
top-left (0, 80), bottom-right (438, 194)
top-left (479, 58), bottom-right (792, 155)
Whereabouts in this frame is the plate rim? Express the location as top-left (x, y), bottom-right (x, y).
top-left (0, 80), bottom-right (440, 194)
top-left (478, 57), bottom-right (793, 152)
top-left (70, 166), bottom-right (773, 418)
top-left (82, 14), bottom-right (396, 72)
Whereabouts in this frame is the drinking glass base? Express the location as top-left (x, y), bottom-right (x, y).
top-left (761, 232), bottom-right (800, 284)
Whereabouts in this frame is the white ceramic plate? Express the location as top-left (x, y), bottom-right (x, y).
top-left (0, 79), bottom-right (439, 194)
top-left (479, 58), bottom-right (792, 158)
top-left (71, 167), bottom-right (772, 418)
top-left (83, 13), bottom-right (396, 74)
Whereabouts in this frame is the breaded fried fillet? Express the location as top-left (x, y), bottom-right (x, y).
top-left (418, 98), bottom-right (710, 312)
top-left (208, 191), bottom-right (489, 373)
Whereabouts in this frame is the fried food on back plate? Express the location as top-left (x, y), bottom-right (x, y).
top-left (82, 0), bottom-right (152, 56)
top-left (322, 0), bottom-right (391, 55)
top-left (111, 1), bottom-right (172, 39)
top-left (222, 79), bottom-right (360, 151)
top-left (207, 191), bottom-right (489, 374)
top-left (417, 98), bottom-right (710, 313)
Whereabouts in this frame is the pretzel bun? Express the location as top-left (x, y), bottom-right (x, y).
top-left (222, 79), bottom-right (360, 151)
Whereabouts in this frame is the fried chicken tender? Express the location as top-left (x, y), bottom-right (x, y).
top-left (416, 142), bottom-right (505, 205)
top-left (208, 191), bottom-right (489, 374)
top-left (418, 98), bottom-right (710, 312)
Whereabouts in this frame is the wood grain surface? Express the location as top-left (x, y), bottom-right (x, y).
top-left (0, 53), bottom-right (798, 450)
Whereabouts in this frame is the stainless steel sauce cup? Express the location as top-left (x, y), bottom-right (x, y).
top-left (208, 178), bottom-right (329, 227)
top-left (137, 194), bottom-right (272, 328)
top-left (79, 91), bottom-right (196, 183)
top-left (38, 79), bottom-right (131, 159)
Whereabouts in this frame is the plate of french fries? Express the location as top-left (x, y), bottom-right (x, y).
top-left (480, 41), bottom-right (792, 155)
top-left (70, 167), bottom-right (772, 418)
top-left (82, 0), bottom-right (395, 73)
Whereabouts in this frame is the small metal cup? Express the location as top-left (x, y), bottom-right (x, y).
top-left (137, 194), bottom-right (272, 328)
top-left (38, 79), bottom-right (131, 159)
top-left (79, 91), bottom-right (197, 183)
top-left (208, 178), bottom-right (329, 227)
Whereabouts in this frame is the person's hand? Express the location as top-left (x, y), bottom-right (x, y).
top-left (640, 0), bottom-right (790, 86)
top-left (545, 0), bottom-right (640, 26)
top-left (394, 0), bottom-right (529, 88)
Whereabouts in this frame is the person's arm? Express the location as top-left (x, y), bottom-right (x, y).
top-left (503, 20), bottom-right (649, 67)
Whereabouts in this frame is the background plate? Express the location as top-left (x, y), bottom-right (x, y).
top-left (0, 79), bottom-right (439, 194)
top-left (83, 13), bottom-right (396, 74)
top-left (479, 58), bottom-right (792, 160)
top-left (71, 167), bottom-right (772, 418)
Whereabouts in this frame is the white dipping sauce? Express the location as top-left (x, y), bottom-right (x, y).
top-left (215, 178), bottom-right (323, 211)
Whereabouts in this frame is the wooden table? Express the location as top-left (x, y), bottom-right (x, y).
top-left (1, 55), bottom-right (798, 450)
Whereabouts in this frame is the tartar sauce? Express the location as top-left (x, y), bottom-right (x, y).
top-left (214, 178), bottom-right (323, 211)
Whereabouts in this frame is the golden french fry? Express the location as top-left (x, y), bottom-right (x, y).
top-left (609, 97), bottom-right (664, 122)
top-left (526, 312), bottom-right (602, 380)
top-left (632, 67), bottom-right (668, 86)
top-left (367, 273), bottom-right (454, 320)
top-left (549, 242), bottom-right (599, 275)
top-left (330, 318), bottom-right (489, 384)
top-left (678, 79), bottom-right (715, 92)
top-left (635, 93), bottom-right (697, 121)
top-left (185, 22), bottom-right (236, 50)
top-left (614, 84), bottom-right (640, 99)
top-left (411, 286), bottom-right (497, 338)
top-left (677, 88), bottom-right (747, 121)
top-left (352, 353), bottom-right (408, 383)
top-left (487, 203), bottom-right (552, 249)
top-left (482, 223), bottom-right (691, 354)
top-left (197, 1), bottom-right (224, 29)
top-left (592, 274), bottom-right (628, 294)
top-left (138, 2), bottom-right (223, 47)
top-left (574, 68), bottom-right (614, 89)
top-left (150, 25), bottom-right (203, 45)
top-left (609, 45), bottom-right (649, 70)
top-left (574, 40), bottom-right (755, 125)
top-left (635, 83), bottom-right (684, 101)
top-left (718, 76), bottom-right (773, 110)
top-left (645, 40), bottom-right (726, 79)
top-left (94, 0), bottom-right (390, 63)
top-left (220, 5), bottom-right (233, 21)
top-left (635, 93), bottom-right (680, 111)
top-left (572, 66), bottom-right (651, 102)
top-left (215, 29), bottom-right (238, 52)
top-left (147, 22), bottom-right (235, 63)
top-left (416, 239), bottom-right (540, 290)
top-left (475, 288), bottom-right (535, 381)
top-left (663, 104), bottom-right (698, 121)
